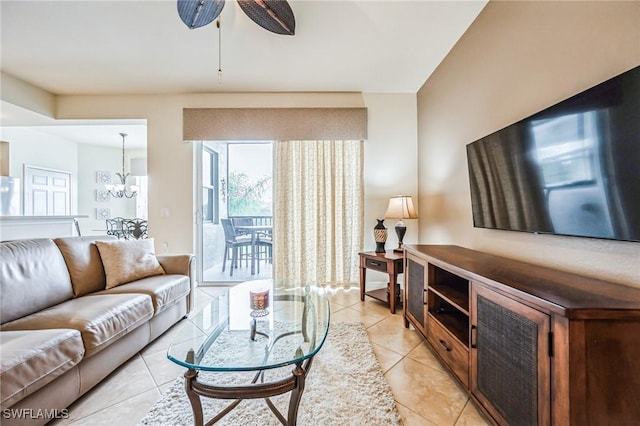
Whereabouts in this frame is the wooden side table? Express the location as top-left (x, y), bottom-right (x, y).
top-left (359, 251), bottom-right (404, 314)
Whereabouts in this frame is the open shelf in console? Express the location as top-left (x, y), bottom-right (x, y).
top-left (428, 294), bottom-right (469, 346)
top-left (428, 264), bottom-right (469, 314)
top-left (427, 264), bottom-right (470, 347)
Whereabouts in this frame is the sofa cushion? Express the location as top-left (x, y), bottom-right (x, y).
top-left (1, 294), bottom-right (153, 357)
top-left (95, 238), bottom-right (165, 289)
top-left (0, 329), bottom-right (84, 407)
top-left (0, 239), bottom-right (74, 324)
top-left (54, 235), bottom-right (116, 297)
top-left (100, 274), bottom-right (190, 315)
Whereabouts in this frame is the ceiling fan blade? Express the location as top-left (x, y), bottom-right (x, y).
top-left (177, 0), bottom-right (225, 29)
top-left (237, 0), bottom-right (296, 35)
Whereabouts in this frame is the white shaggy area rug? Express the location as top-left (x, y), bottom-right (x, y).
top-left (138, 322), bottom-right (401, 425)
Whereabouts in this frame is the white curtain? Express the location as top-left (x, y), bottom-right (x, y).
top-left (273, 140), bottom-right (363, 285)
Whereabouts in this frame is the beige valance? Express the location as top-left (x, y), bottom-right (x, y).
top-left (183, 107), bottom-right (367, 141)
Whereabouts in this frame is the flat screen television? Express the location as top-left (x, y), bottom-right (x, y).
top-left (466, 65), bottom-right (640, 242)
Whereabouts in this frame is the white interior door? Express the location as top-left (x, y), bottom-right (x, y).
top-left (23, 165), bottom-right (71, 216)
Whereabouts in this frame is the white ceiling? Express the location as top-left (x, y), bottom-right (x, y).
top-left (0, 0), bottom-right (487, 145)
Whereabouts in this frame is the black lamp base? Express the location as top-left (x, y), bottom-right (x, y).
top-left (375, 242), bottom-right (386, 253)
top-left (394, 223), bottom-right (407, 252)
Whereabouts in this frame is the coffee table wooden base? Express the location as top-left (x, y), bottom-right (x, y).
top-left (184, 355), bottom-right (313, 426)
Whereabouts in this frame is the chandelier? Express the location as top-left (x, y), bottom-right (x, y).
top-left (105, 133), bottom-right (138, 199)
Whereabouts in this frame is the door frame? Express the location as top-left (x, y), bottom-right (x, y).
top-left (195, 141), bottom-right (229, 286)
top-left (195, 142), bottom-right (206, 285)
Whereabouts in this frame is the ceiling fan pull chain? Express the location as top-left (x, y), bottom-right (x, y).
top-left (217, 18), bottom-right (222, 83)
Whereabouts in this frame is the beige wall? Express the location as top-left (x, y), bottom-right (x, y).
top-left (1, 73), bottom-right (55, 118)
top-left (363, 93), bottom-right (419, 252)
top-left (417, 1), bottom-right (640, 286)
top-left (47, 92), bottom-right (418, 260)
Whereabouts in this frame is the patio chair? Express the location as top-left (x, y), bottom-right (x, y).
top-left (221, 218), bottom-right (252, 276)
top-left (231, 217), bottom-right (253, 237)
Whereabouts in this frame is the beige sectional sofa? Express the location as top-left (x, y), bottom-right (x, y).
top-left (0, 236), bottom-right (195, 425)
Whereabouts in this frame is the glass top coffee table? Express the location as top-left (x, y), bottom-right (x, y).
top-left (167, 279), bottom-right (330, 426)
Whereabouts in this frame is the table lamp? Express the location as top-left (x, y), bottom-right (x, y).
top-left (385, 195), bottom-right (418, 252)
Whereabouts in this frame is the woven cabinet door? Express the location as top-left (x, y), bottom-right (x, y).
top-left (405, 253), bottom-right (427, 330)
top-left (470, 283), bottom-right (551, 426)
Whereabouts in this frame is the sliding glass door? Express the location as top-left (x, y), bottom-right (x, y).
top-left (196, 141), bottom-right (273, 285)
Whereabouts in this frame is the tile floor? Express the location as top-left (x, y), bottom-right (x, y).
top-left (203, 260), bottom-right (273, 283)
top-left (51, 285), bottom-right (491, 426)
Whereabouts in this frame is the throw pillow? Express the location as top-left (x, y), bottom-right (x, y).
top-left (95, 238), bottom-right (165, 289)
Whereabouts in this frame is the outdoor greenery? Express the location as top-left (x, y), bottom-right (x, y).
top-left (228, 171), bottom-right (272, 216)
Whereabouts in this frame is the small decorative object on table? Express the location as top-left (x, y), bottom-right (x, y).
top-left (249, 287), bottom-right (270, 316)
top-left (373, 219), bottom-right (387, 253)
top-left (249, 286), bottom-right (270, 340)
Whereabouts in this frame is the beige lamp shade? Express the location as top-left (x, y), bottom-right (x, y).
top-left (385, 195), bottom-right (418, 219)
